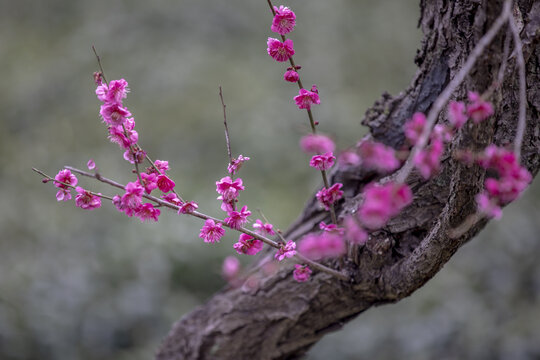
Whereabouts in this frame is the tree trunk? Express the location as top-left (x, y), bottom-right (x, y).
top-left (156, 1), bottom-right (540, 359)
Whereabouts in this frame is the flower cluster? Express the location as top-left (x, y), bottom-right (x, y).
top-left (298, 232), bottom-right (346, 260)
top-left (475, 145), bottom-right (531, 218)
top-left (358, 182), bottom-right (413, 229)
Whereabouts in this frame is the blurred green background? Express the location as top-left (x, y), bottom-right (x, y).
top-left (1, 0), bottom-right (539, 359)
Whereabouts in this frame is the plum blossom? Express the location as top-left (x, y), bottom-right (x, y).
top-left (358, 182), bottom-right (413, 229)
top-left (404, 112), bottom-right (426, 145)
top-left (162, 193), bottom-right (182, 206)
top-left (300, 134), bottom-right (335, 154)
top-left (199, 219), bottom-right (226, 243)
top-left (222, 256), bottom-right (241, 281)
top-left (357, 140), bottom-right (400, 173)
top-left (224, 205), bottom-right (251, 229)
top-left (228, 155), bottom-right (250, 175)
top-left (310, 152), bottom-right (335, 171)
top-left (283, 69), bottom-right (299, 83)
top-left (316, 183), bottom-right (344, 210)
top-left (275, 240), bottom-right (297, 261)
top-left (319, 221), bottom-right (345, 235)
top-left (100, 103), bottom-right (132, 126)
top-left (108, 118), bottom-right (138, 149)
top-left (267, 38), bottom-right (295, 62)
top-left (156, 174), bottom-right (175, 193)
top-left (121, 181), bottom-right (144, 211)
top-left (414, 138), bottom-right (444, 179)
top-left (294, 88), bottom-right (320, 110)
top-left (298, 232), bottom-right (345, 260)
top-left (344, 216), bottom-right (368, 245)
top-left (96, 78), bottom-right (129, 104)
top-left (54, 169), bottom-right (78, 189)
top-left (466, 91), bottom-right (494, 123)
top-left (123, 148), bottom-right (146, 164)
top-left (136, 203), bottom-right (160, 222)
top-left (138, 172), bottom-right (158, 194)
top-left (271, 5), bottom-right (296, 35)
top-left (338, 150), bottom-right (361, 167)
top-left (233, 233), bottom-right (263, 255)
top-left (75, 187), bottom-right (102, 210)
top-left (293, 264), bottom-right (312, 282)
top-left (87, 159), bottom-right (96, 170)
top-left (448, 101), bottom-right (468, 129)
top-left (216, 176), bottom-right (245, 202)
top-left (253, 219), bottom-right (276, 236)
top-left (178, 201), bottom-right (198, 214)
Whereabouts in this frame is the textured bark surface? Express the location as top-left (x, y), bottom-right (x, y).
top-left (156, 1), bottom-right (540, 359)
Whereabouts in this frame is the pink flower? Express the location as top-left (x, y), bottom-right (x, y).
top-left (123, 148), bottom-right (146, 164)
top-left (448, 101), bottom-right (468, 129)
top-left (283, 69), bottom-right (299, 83)
top-left (300, 134), bottom-right (335, 154)
top-left (178, 201), bottom-right (198, 214)
top-left (162, 193), bottom-right (182, 205)
top-left (87, 159), bottom-right (96, 170)
top-left (319, 221), bottom-right (345, 235)
top-left (54, 169), bottom-right (78, 189)
top-left (96, 79), bottom-right (129, 104)
top-left (357, 140), bottom-right (400, 173)
top-left (138, 172), bottom-right (158, 194)
top-left (136, 203), bottom-right (160, 222)
top-left (228, 155), bottom-right (250, 175)
top-left (75, 187), bottom-right (102, 210)
top-left (298, 232), bottom-right (345, 260)
top-left (358, 182), bottom-right (413, 229)
top-left (56, 188), bottom-right (72, 202)
top-left (113, 194), bottom-right (136, 217)
top-left (316, 183), bottom-right (344, 210)
top-left (216, 176), bottom-right (245, 202)
top-left (344, 216), bottom-right (368, 245)
top-left (404, 112), bottom-right (426, 145)
top-left (253, 219), bottom-right (276, 236)
top-left (224, 205), bottom-right (251, 229)
top-left (121, 181), bottom-right (144, 210)
top-left (338, 150), bottom-right (361, 167)
top-left (153, 160), bottom-right (170, 174)
top-left (275, 240), bottom-right (297, 261)
top-left (222, 256), bottom-right (241, 280)
top-left (310, 152), bottom-right (336, 171)
top-left (108, 118), bottom-right (138, 149)
top-left (267, 38), bottom-right (295, 62)
top-left (413, 138), bottom-right (444, 179)
top-left (476, 192), bottom-right (503, 219)
top-left (271, 5), bottom-right (296, 35)
top-left (233, 233), bottom-right (263, 255)
top-left (199, 219), bottom-right (226, 243)
top-left (156, 174), bottom-right (175, 193)
top-left (100, 103), bottom-right (132, 126)
top-left (293, 264), bottom-right (312, 282)
top-left (294, 88), bottom-right (320, 110)
top-left (466, 91), bottom-right (494, 123)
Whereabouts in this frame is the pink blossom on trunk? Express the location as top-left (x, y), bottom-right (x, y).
top-left (293, 264), bottom-right (312, 282)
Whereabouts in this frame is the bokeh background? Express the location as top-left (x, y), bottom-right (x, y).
top-left (1, 0), bottom-right (539, 359)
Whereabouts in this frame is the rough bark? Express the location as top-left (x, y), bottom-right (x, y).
top-left (156, 1), bottom-right (540, 359)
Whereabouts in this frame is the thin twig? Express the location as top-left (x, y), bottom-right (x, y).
top-left (396, 0), bottom-right (513, 184)
top-left (508, 9), bottom-right (527, 159)
top-left (219, 86), bottom-right (233, 165)
top-left (32, 168), bottom-right (115, 201)
top-left (92, 45), bottom-right (108, 85)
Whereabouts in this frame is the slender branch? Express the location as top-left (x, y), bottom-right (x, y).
top-left (219, 86), bottom-right (234, 166)
top-left (32, 168), bottom-right (115, 201)
top-left (508, 10), bottom-right (527, 159)
top-left (60, 166), bottom-right (349, 281)
top-left (396, 0), bottom-right (513, 184)
top-left (92, 45), bottom-right (108, 85)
